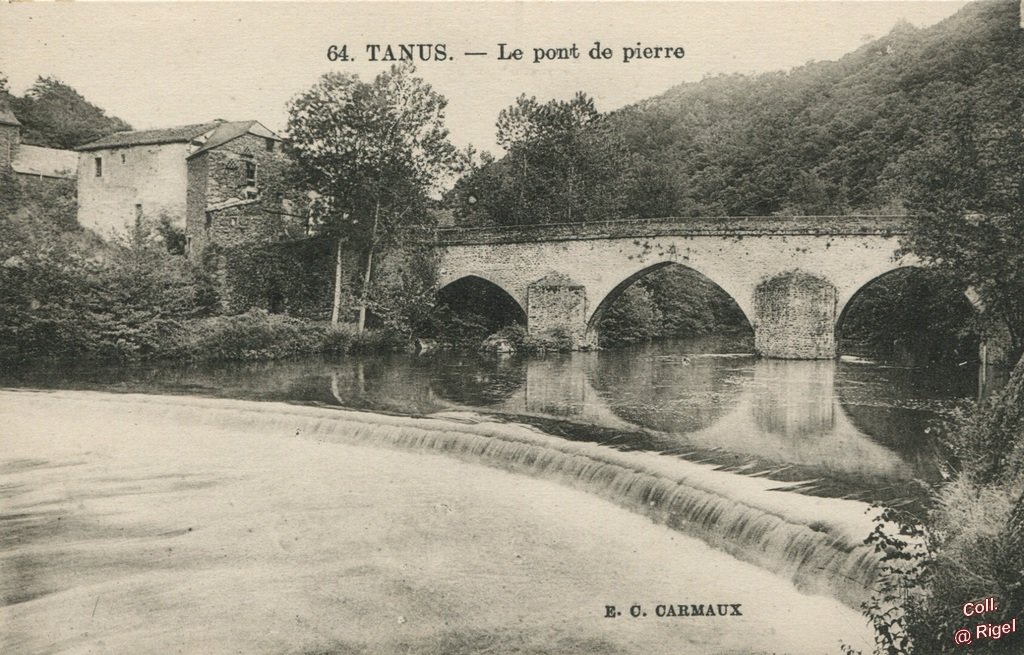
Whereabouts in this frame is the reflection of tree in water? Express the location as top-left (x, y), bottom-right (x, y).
top-left (835, 361), bottom-right (976, 478)
top-left (324, 355), bottom-right (446, 414)
top-left (427, 353), bottom-right (526, 406)
top-left (586, 346), bottom-right (753, 434)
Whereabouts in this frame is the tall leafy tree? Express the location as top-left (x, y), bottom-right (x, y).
top-left (11, 76), bottom-right (131, 149)
top-left (287, 63), bottom-right (459, 328)
top-left (897, 61), bottom-right (1024, 362)
top-left (454, 92), bottom-right (629, 225)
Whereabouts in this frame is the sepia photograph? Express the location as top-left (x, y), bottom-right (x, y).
top-left (1, 1), bottom-right (1022, 654)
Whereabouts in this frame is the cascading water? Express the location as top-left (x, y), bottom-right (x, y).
top-left (7, 390), bottom-right (883, 610)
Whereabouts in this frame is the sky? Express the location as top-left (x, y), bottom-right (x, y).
top-left (0, 1), bottom-right (968, 155)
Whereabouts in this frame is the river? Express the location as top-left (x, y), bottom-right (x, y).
top-left (1, 337), bottom-right (986, 515)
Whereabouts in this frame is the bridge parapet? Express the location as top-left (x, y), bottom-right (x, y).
top-left (432, 215), bottom-right (913, 246)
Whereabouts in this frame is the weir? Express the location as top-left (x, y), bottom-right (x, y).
top-left (28, 391), bottom-right (885, 609)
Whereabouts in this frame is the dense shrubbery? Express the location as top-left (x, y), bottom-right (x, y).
top-left (853, 355), bottom-right (1024, 654)
top-left (0, 179), bottom-right (219, 363)
top-left (170, 310), bottom-right (327, 361)
top-left (0, 175), bottom-right (414, 364)
top-left (166, 310), bottom-right (406, 362)
top-left (451, 2), bottom-right (1022, 224)
top-left (216, 238), bottom-right (337, 319)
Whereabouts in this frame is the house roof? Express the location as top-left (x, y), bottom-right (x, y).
top-left (187, 120), bottom-right (283, 159)
top-left (0, 102), bottom-right (21, 127)
top-left (12, 144), bottom-right (78, 179)
top-left (76, 122), bottom-right (223, 151)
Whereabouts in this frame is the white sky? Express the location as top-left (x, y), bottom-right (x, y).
top-left (0, 1), bottom-right (967, 155)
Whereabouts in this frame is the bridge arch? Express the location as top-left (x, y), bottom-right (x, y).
top-left (436, 274), bottom-right (527, 328)
top-left (835, 265), bottom-right (979, 362)
top-left (836, 265), bottom-right (923, 330)
top-left (585, 261), bottom-right (753, 347)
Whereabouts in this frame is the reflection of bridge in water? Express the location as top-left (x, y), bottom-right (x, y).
top-left (484, 353), bottom-right (916, 485)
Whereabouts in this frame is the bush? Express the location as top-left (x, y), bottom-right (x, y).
top-left (854, 354), bottom-right (1024, 654)
top-left (171, 309), bottom-right (325, 361)
top-left (492, 324), bottom-right (527, 351)
top-left (0, 206), bottom-right (219, 363)
top-left (347, 326), bottom-right (406, 354)
top-left (320, 323), bottom-right (356, 355)
top-left (522, 327), bottom-right (573, 354)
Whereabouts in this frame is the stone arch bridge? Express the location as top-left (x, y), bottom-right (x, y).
top-left (432, 216), bottom-right (918, 360)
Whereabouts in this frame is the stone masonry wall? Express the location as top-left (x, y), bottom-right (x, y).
top-left (434, 215), bottom-right (911, 245)
top-left (186, 133), bottom-right (298, 257)
top-left (753, 271), bottom-right (837, 359)
top-left (0, 123), bottom-right (19, 173)
top-left (77, 142), bottom-right (190, 236)
top-left (527, 275), bottom-right (589, 346)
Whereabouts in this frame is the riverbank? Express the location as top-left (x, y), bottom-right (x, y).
top-left (1, 390), bottom-right (872, 654)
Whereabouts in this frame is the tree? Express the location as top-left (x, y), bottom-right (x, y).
top-left (11, 76), bottom-right (131, 149)
top-left (287, 64), bottom-right (459, 329)
top-left (452, 92), bottom-right (632, 226)
top-left (897, 63), bottom-right (1024, 362)
top-left (597, 284), bottom-right (662, 346)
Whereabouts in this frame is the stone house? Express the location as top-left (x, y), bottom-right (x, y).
top-left (0, 103), bottom-right (78, 183)
top-left (183, 120), bottom-right (306, 257)
top-left (75, 120), bottom-right (303, 252)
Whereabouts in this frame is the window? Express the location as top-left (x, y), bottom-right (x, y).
top-left (265, 139), bottom-right (275, 152)
top-left (121, 153), bottom-right (126, 164)
top-left (244, 160), bottom-right (257, 187)
top-left (204, 211), bottom-right (212, 230)
top-left (94, 157), bottom-right (103, 177)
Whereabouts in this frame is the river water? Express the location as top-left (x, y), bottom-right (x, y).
top-left (1, 337), bottom-right (986, 515)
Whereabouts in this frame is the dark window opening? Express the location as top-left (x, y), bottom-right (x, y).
top-left (265, 139), bottom-right (275, 152)
top-left (121, 153), bottom-right (126, 164)
top-left (204, 211), bottom-right (212, 230)
top-left (244, 159), bottom-right (257, 187)
top-left (269, 291), bottom-right (284, 314)
top-left (94, 157), bottom-right (103, 177)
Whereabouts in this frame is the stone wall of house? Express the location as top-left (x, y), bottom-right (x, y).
top-left (186, 133), bottom-right (297, 257)
top-left (184, 152), bottom-right (209, 253)
top-left (753, 271), bottom-right (837, 359)
top-left (0, 123), bottom-right (19, 173)
top-left (77, 142), bottom-right (190, 236)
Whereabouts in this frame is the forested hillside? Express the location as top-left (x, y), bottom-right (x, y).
top-left (0, 74), bottom-right (131, 149)
top-left (449, 0), bottom-right (1022, 224)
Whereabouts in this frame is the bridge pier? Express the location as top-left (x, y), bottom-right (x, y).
top-left (752, 271), bottom-right (837, 360)
top-left (527, 274), bottom-right (592, 348)
top-left (434, 216), bottom-right (914, 359)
